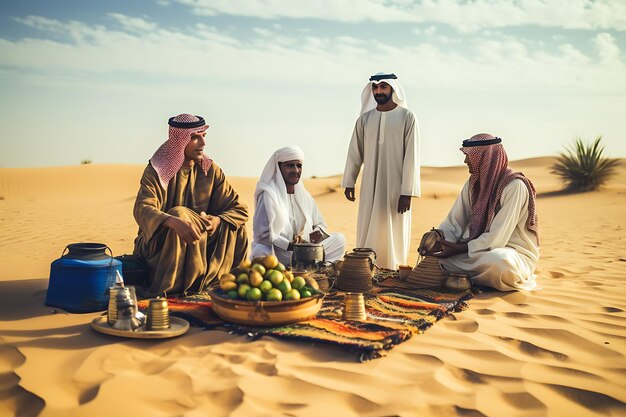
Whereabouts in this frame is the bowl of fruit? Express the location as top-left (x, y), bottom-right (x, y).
top-left (209, 255), bottom-right (325, 326)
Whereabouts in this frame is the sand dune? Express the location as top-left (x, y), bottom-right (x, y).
top-left (1, 159), bottom-right (625, 417)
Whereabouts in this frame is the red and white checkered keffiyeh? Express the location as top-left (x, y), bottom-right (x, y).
top-left (150, 114), bottom-right (212, 188)
top-left (461, 133), bottom-right (539, 244)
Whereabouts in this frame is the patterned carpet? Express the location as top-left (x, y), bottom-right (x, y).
top-left (138, 272), bottom-right (475, 361)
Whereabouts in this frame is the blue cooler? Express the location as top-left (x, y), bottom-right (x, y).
top-left (46, 243), bottom-right (122, 313)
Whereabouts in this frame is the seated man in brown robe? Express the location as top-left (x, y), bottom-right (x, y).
top-left (133, 113), bottom-right (249, 297)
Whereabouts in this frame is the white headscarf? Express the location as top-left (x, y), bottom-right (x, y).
top-left (253, 145), bottom-right (317, 245)
top-left (360, 72), bottom-right (408, 115)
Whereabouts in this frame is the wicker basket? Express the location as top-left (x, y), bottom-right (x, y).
top-left (208, 289), bottom-right (324, 326)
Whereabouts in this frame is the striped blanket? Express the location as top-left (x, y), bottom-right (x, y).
top-left (138, 272), bottom-right (474, 361)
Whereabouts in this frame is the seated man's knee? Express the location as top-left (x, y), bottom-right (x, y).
top-left (251, 244), bottom-right (272, 259)
top-left (488, 249), bottom-right (521, 279)
top-left (336, 233), bottom-right (346, 249)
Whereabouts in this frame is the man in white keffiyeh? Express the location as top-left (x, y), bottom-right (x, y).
top-left (251, 145), bottom-right (346, 266)
top-left (342, 72), bottom-right (421, 269)
top-left (133, 113), bottom-right (249, 297)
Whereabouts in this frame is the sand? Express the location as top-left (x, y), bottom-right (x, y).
top-left (1, 158), bottom-right (625, 417)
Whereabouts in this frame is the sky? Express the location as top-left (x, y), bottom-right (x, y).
top-left (1, 0), bottom-right (625, 177)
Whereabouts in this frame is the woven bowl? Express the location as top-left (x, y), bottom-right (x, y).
top-left (208, 289), bottom-right (324, 326)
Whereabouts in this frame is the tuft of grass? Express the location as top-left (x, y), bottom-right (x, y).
top-left (551, 136), bottom-right (620, 192)
top-left (81, 159), bottom-right (92, 165)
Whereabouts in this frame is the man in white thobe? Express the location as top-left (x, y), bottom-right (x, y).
top-left (342, 72), bottom-right (420, 269)
top-left (252, 145), bottom-right (346, 266)
top-left (430, 133), bottom-right (539, 291)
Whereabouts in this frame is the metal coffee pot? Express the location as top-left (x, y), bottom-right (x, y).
top-left (291, 242), bottom-right (325, 271)
top-left (111, 289), bottom-right (142, 331)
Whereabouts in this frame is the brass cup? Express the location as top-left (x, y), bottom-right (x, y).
top-left (343, 292), bottom-right (367, 321)
top-left (108, 286), bottom-right (138, 326)
top-left (146, 297), bottom-right (170, 330)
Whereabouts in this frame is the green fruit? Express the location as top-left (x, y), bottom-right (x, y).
top-left (265, 288), bottom-right (283, 301)
top-left (246, 287), bottom-right (263, 301)
top-left (274, 262), bottom-right (286, 272)
top-left (268, 270), bottom-right (284, 286)
top-left (259, 280), bottom-right (273, 293)
top-left (276, 278), bottom-right (292, 295)
top-left (284, 289), bottom-right (301, 300)
top-left (227, 290), bottom-right (239, 299)
top-left (291, 276), bottom-right (306, 290)
top-left (299, 288), bottom-right (312, 298)
top-left (236, 273), bottom-right (249, 285)
top-left (248, 270), bottom-right (264, 287)
top-left (237, 283), bottom-right (251, 299)
top-left (263, 268), bottom-right (275, 280)
top-left (250, 263), bottom-right (266, 276)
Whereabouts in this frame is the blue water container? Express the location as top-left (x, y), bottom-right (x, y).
top-left (46, 243), bottom-right (122, 313)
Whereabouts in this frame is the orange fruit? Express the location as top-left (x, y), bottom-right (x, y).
top-left (262, 255), bottom-right (279, 270)
top-left (220, 280), bottom-right (237, 291)
top-left (248, 270), bottom-right (264, 287)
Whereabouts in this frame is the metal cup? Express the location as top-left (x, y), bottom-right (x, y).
top-left (146, 297), bottom-right (170, 330)
top-left (108, 286), bottom-right (143, 326)
top-left (108, 286), bottom-right (129, 325)
top-left (343, 292), bottom-right (367, 321)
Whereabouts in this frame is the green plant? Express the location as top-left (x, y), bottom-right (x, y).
top-left (81, 159), bottom-right (92, 165)
top-left (551, 136), bottom-right (620, 192)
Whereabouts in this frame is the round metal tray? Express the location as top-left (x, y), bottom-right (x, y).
top-left (90, 315), bottom-right (189, 339)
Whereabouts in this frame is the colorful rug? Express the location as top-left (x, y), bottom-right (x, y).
top-left (138, 272), bottom-right (474, 361)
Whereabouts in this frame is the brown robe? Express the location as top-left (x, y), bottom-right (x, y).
top-left (133, 162), bottom-right (248, 296)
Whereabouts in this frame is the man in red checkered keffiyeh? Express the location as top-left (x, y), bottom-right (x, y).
top-left (426, 133), bottom-right (540, 291)
top-left (132, 113), bottom-right (249, 297)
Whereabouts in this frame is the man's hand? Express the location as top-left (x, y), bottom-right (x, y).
top-left (287, 234), bottom-right (305, 251)
top-left (200, 212), bottom-right (221, 238)
top-left (344, 187), bottom-right (355, 202)
top-left (397, 195), bottom-right (411, 214)
top-left (431, 240), bottom-right (468, 259)
top-left (309, 230), bottom-right (323, 243)
top-left (163, 216), bottom-right (201, 244)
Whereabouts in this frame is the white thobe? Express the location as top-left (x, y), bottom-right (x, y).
top-left (251, 193), bottom-right (346, 266)
top-left (438, 179), bottom-right (540, 291)
top-left (342, 106), bottom-right (420, 269)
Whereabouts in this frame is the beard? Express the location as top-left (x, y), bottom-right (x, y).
top-left (374, 93), bottom-right (392, 105)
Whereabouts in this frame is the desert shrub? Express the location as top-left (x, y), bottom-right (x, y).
top-left (81, 159), bottom-right (92, 164)
top-left (551, 136), bottom-right (620, 192)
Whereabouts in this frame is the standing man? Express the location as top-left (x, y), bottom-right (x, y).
top-left (342, 72), bottom-right (420, 269)
top-left (252, 145), bottom-right (346, 266)
top-left (133, 113), bottom-right (249, 297)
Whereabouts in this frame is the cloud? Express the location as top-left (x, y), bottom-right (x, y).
top-left (594, 32), bottom-right (621, 64)
top-left (174, 0), bottom-right (626, 31)
top-left (109, 13), bottom-right (158, 32)
top-left (1, 13), bottom-right (624, 96)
